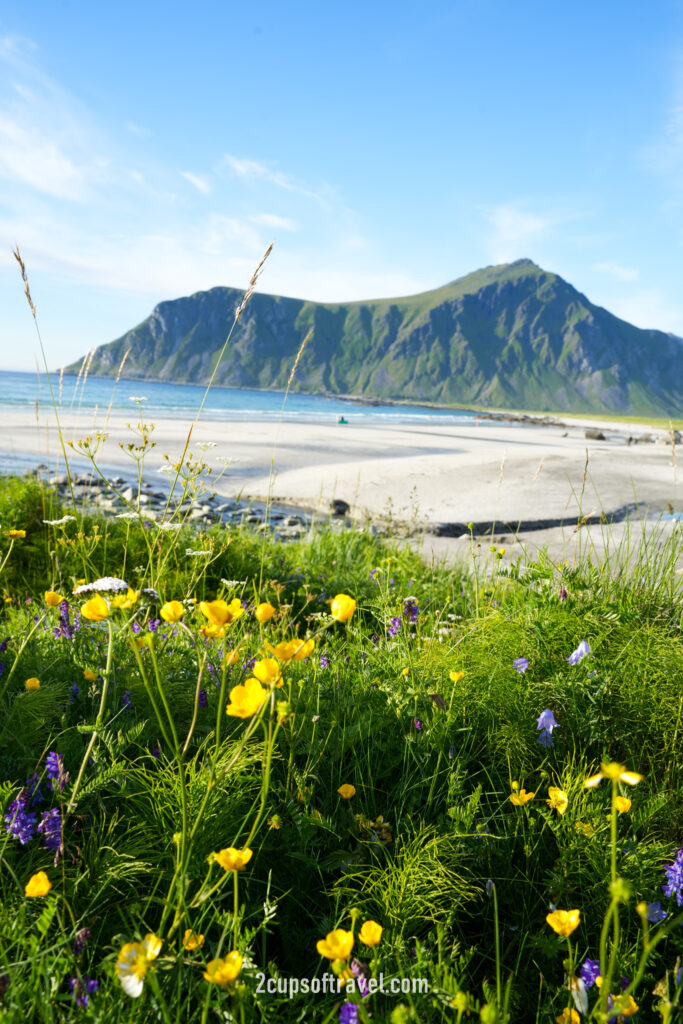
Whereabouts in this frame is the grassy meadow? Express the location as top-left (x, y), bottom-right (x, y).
top-left (0, 460), bottom-right (682, 1024)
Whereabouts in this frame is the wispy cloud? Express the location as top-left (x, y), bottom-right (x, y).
top-left (220, 153), bottom-right (331, 205)
top-left (181, 171), bottom-right (211, 194)
top-left (486, 203), bottom-right (556, 262)
top-left (250, 213), bottom-right (296, 231)
top-left (593, 261), bottom-right (639, 282)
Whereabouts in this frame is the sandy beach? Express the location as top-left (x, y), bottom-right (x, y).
top-left (2, 406), bottom-right (680, 565)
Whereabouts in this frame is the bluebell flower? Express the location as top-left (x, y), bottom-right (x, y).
top-left (537, 729), bottom-right (554, 748)
top-left (567, 640), bottom-right (591, 665)
top-left (512, 657), bottom-right (529, 674)
top-left (537, 709), bottom-right (559, 733)
top-left (646, 901), bottom-right (667, 923)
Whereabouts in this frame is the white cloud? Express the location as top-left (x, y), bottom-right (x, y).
top-left (0, 111), bottom-right (89, 199)
top-left (181, 171), bottom-right (211, 194)
top-left (486, 203), bottom-right (555, 263)
top-left (250, 213), bottom-right (296, 231)
top-left (593, 261), bottom-right (639, 282)
top-left (220, 153), bottom-right (331, 205)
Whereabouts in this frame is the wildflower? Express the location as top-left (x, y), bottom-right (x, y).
top-left (413, 718), bottom-right (423, 731)
top-left (610, 993), bottom-right (638, 1018)
top-left (111, 589), bottom-right (140, 610)
top-left (556, 1011), bottom-right (580, 1024)
top-left (265, 638), bottom-right (315, 662)
top-left (4, 794), bottom-right (37, 844)
top-left (338, 784), bottom-right (356, 799)
top-left (579, 958), bottom-right (600, 989)
top-left (268, 815), bottom-right (281, 829)
top-left (83, 668), bottom-right (97, 682)
top-left (547, 787), bottom-right (569, 814)
top-left (43, 516), bottom-right (76, 526)
top-left (73, 577), bottom-right (128, 595)
top-left (339, 1003), bottom-right (359, 1024)
top-left (122, 691), bottom-right (132, 710)
top-left (80, 594), bottom-right (110, 621)
top-left (320, 654), bottom-right (330, 668)
top-left (403, 597), bottom-right (419, 622)
top-left (226, 677), bottom-right (267, 718)
top-left (160, 601), bottom-right (185, 622)
top-left (69, 976), bottom-right (99, 1008)
top-left (203, 951), bottom-right (242, 985)
top-left (358, 920), bottom-right (383, 947)
top-left (129, 396), bottom-right (148, 402)
top-left (25, 871), bottom-right (52, 897)
top-left (662, 847), bottom-right (683, 906)
top-left (546, 909), bottom-right (580, 936)
top-left (38, 808), bottom-right (63, 854)
top-left (255, 601), bottom-right (276, 623)
top-left (199, 689), bottom-right (208, 708)
top-left (200, 598), bottom-right (244, 627)
top-left (223, 648), bottom-right (240, 667)
top-left (509, 781), bottom-right (535, 806)
top-left (213, 847), bottom-right (253, 871)
top-left (584, 763), bottom-right (643, 788)
top-left (200, 623), bottom-right (225, 639)
top-left (329, 593), bottom-right (356, 622)
top-left (44, 591), bottom-right (64, 606)
top-left (25, 677), bottom-right (40, 691)
top-left (252, 658), bottom-right (282, 686)
top-left (449, 670), bottom-right (464, 683)
top-left (317, 929), bottom-right (354, 959)
top-left (387, 616), bottom-right (402, 637)
top-left (513, 657), bottom-right (529, 673)
top-left (115, 934), bottom-right (162, 997)
top-left (73, 928), bottom-right (91, 954)
top-left (614, 796), bottom-right (632, 814)
top-left (54, 600), bottom-right (74, 639)
top-left (182, 929), bottom-right (205, 950)
top-left (46, 751), bottom-right (69, 792)
top-left (6, 529), bottom-right (26, 539)
top-left (567, 640), bottom-right (591, 665)
top-left (646, 901), bottom-right (667, 923)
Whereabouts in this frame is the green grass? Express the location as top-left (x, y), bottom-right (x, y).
top-left (0, 474), bottom-right (682, 1023)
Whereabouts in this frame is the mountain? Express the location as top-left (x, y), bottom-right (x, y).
top-left (67, 259), bottom-right (683, 415)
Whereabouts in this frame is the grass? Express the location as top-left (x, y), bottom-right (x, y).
top-left (0, 470), bottom-right (682, 1023)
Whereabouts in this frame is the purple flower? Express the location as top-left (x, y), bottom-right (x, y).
top-left (537, 729), bottom-right (554, 748)
top-left (319, 654), bottom-right (330, 669)
top-left (388, 616), bottom-right (402, 638)
top-left (45, 751), bottom-right (69, 792)
top-left (25, 773), bottom-right (44, 806)
top-left (54, 600), bottom-right (74, 639)
top-left (122, 690), bottom-right (132, 710)
top-left (413, 718), bottom-right (423, 731)
top-left (646, 901), bottom-right (667, 923)
top-left (152, 741), bottom-right (162, 759)
top-left (371, 634), bottom-right (379, 646)
top-left (73, 927), bottom-right (91, 954)
top-left (536, 709), bottom-right (559, 733)
top-left (567, 640), bottom-right (591, 665)
top-left (559, 587), bottom-right (568, 602)
top-left (38, 808), bottom-right (63, 854)
top-left (4, 795), bottom-right (36, 845)
top-left (147, 618), bottom-right (160, 633)
top-left (579, 958), bottom-right (601, 989)
top-left (69, 976), bottom-right (99, 1009)
top-left (403, 598), bottom-right (419, 623)
top-left (70, 683), bottom-right (80, 700)
top-left (513, 657), bottom-right (529, 674)
top-left (131, 621), bottom-right (141, 634)
top-left (369, 569), bottom-right (379, 580)
top-left (0, 637), bottom-right (9, 653)
top-left (339, 1002), bottom-right (358, 1024)
top-left (199, 689), bottom-right (208, 708)
top-left (663, 847), bottom-right (683, 906)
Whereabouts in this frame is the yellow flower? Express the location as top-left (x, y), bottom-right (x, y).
top-left (224, 648), bottom-right (241, 666)
top-left (574, 820), bottom-right (596, 837)
top-left (358, 920), bottom-right (383, 947)
top-left (509, 788), bottom-right (535, 806)
top-left (160, 600), bottom-right (185, 623)
top-left (614, 796), bottom-right (632, 814)
top-left (265, 638), bottom-right (315, 662)
top-left (556, 1010), bottom-right (580, 1024)
top-left (267, 815), bottom-right (281, 830)
top-left (338, 784), bottom-right (356, 799)
top-left (25, 870), bottom-right (51, 897)
top-left (44, 590), bottom-right (64, 607)
top-left (584, 762), bottom-right (643, 788)
top-left (25, 677), bottom-right (40, 691)
top-left (330, 594), bottom-right (356, 622)
top-left (81, 594), bottom-right (110, 621)
top-left (200, 623), bottom-right (225, 639)
top-left (182, 929), bottom-right (205, 951)
top-left (199, 598), bottom-right (244, 627)
top-left (449, 671), bottom-right (464, 683)
top-left (611, 994), bottom-right (638, 1018)
top-left (316, 929), bottom-right (354, 959)
top-left (115, 934), bottom-right (162, 998)
top-left (203, 951), bottom-right (242, 985)
top-left (213, 847), bottom-right (253, 871)
top-left (83, 668), bottom-right (98, 682)
top-left (255, 601), bottom-right (276, 623)
top-left (547, 787), bottom-right (569, 815)
top-left (546, 909), bottom-right (581, 937)
top-left (7, 529), bottom-right (26, 539)
top-left (252, 658), bottom-right (282, 687)
top-left (111, 589), bottom-right (140, 610)
top-left (226, 677), bottom-right (268, 718)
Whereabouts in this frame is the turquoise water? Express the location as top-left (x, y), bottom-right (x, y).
top-left (0, 370), bottom-right (478, 425)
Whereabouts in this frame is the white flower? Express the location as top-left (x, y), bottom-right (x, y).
top-left (116, 512), bottom-right (139, 520)
top-left (73, 577), bottom-right (129, 595)
top-left (129, 396), bottom-right (148, 402)
top-left (43, 516), bottom-right (76, 526)
top-left (221, 578), bottom-right (247, 587)
top-left (157, 522), bottom-right (181, 532)
top-left (186, 549), bottom-right (211, 557)
top-left (196, 441), bottom-right (217, 450)
top-left (116, 933), bottom-right (161, 998)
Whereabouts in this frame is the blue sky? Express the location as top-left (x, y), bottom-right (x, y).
top-left (2, 0), bottom-right (683, 371)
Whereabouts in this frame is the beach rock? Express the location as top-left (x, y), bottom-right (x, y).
top-left (120, 486), bottom-right (135, 502)
top-left (635, 433), bottom-right (653, 444)
top-left (330, 499), bottom-right (350, 516)
top-left (584, 428), bottom-right (606, 441)
top-left (49, 474), bottom-right (70, 486)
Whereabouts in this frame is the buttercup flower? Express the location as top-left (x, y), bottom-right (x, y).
top-left (255, 601), bottom-right (276, 623)
top-left (226, 677), bottom-right (267, 718)
top-left (80, 594), bottom-right (110, 621)
top-left (115, 934), bottom-right (162, 998)
top-left (266, 638), bottom-right (315, 662)
top-left (556, 1010), bottom-right (580, 1024)
top-left (111, 589), bottom-right (139, 610)
top-left (614, 796), bottom-right (632, 813)
top-left (83, 668), bottom-right (98, 682)
top-left (160, 601), bottom-right (185, 623)
top-left (213, 847), bottom-right (253, 871)
top-left (203, 951), bottom-right (242, 985)
top-left (546, 909), bottom-right (580, 936)
top-left (6, 529), bottom-right (26, 539)
top-left (199, 598), bottom-right (244, 627)
top-left (449, 670), bottom-right (464, 683)
top-left (224, 648), bottom-right (241, 666)
top-left (509, 782), bottom-right (535, 806)
top-left (338, 784), bottom-right (356, 799)
top-left (584, 763), bottom-right (643, 788)
top-left (252, 658), bottom-right (282, 686)
top-left (358, 920), bottom-right (383, 946)
top-left (547, 787), bottom-right (569, 815)
top-left (182, 929), bottom-right (205, 950)
top-left (25, 677), bottom-right (40, 691)
top-left (331, 594), bottom-right (356, 622)
top-left (317, 929), bottom-right (354, 959)
top-left (567, 640), bottom-right (591, 665)
top-left (25, 871), bottom-right (52, 897)
top-left (44, 591), bottom-right (64, 607)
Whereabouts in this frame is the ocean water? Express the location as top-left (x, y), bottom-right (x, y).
top-left (0, 369), bottom-right (478, 425)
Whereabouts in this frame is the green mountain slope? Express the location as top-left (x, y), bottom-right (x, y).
top-left (67, 259), bottom-right (683, 415)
